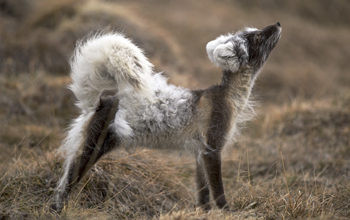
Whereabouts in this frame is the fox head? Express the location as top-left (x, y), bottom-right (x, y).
top-left (206, 22), bottom-right (282, 73)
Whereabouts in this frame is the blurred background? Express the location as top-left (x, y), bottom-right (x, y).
top-left (1, 0), bottom-right (350, 218)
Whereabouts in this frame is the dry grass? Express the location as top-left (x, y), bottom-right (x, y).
top-left (0, 149), bottom-right (193, 219)
top-left (1, 0), bottom-right (350, 219)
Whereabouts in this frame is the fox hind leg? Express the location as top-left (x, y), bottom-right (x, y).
top-left (51, 97), bottom-right (120, 213)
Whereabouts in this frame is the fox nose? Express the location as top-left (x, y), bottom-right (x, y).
top-left (276, 22), bottom-right (281, 27)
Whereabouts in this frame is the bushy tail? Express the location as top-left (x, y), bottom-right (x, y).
top-left (69, 32), bottom-right (155, 112)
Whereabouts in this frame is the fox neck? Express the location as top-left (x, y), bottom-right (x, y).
top-left (220, 69), bottom-right (255, 114)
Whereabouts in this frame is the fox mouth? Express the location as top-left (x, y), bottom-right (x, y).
top-left (261, 22), bottom-right (282, 48)
top-left (245, 22), bottom-right (282, 68)
top-left (261, 22), bottom-right (282, 37)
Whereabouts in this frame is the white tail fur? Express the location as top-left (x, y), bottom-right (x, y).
top-left (69, 32), bottom-right (155, 112)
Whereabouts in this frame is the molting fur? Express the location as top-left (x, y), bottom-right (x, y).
top-left (70, 32), bottom-right (155, 112)
top-left (51, 22), bottom-right (282, 213)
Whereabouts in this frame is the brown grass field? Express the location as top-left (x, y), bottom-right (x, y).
top-left (1, 0), bottom-right (350, 219)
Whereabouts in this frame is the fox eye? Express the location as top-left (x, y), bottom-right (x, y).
top-left (255, 34), bottom-right (261, 41)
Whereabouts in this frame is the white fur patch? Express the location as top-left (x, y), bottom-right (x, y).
top-left (244, 27), bottom-right (258, 32)
top-left (213, 42), bottom-right (241, 73)
top-left (206, 33), bottom-right (248, 72)
top-left (113, 73), bottom-right (195, 147)
top-left (58, 111), bottom-right (95, 158)
top-left (70, 32), bottom-right (155, 112)
top-left (112, 109), bottom-right (134, 138)
top-left (56, 111), bottom-right (95, 190)
top-left (206, 34), bottom-right (234, 64)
